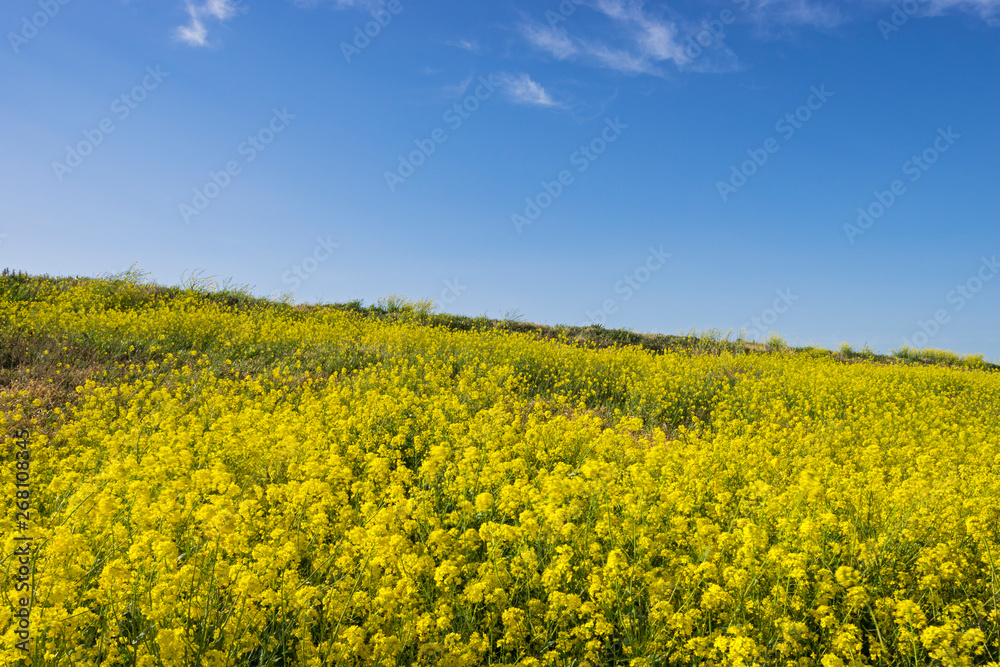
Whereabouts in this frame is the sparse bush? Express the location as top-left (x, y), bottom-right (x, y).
top-left (765, 332), bottom-right (787, 351)
top-left (502, 308), bottom-right (525, 323)
top-left (375, 293), bottom-right (436, 316)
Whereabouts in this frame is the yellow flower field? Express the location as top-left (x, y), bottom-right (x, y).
top-left (2, 272), bottom-right (999, 666)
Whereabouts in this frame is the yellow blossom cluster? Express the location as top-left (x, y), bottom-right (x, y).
top-left (1, 277), bottom-right (999, 666)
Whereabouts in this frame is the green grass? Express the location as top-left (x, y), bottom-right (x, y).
top-left (2, 269), bottom-right (996, 392)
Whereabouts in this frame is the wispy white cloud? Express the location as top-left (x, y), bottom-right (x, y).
top-left (291, 0), bottom-right (384, 7)
top-left (918, 0), bottom-right (1000, 21)
top-left (447, 38), bottom-right (482, 53)
top-left (519, 0), bottom-right (998, 74)
top-left (522, 23), bottom-right (578, 59)
top-left (584, 42), bottom-right (664, 75)
top-left (520, 1), bottom-right (691, 77)
top-left (175, 0), bottom-right (393, 48)
top-left (746, 0), bottom-right (1000, 28)
top-left (495, 72), bottom-right (560, 107)
top-left (175, 0), bottom-right (241, 47)
top-left (442, 74), bottom-right (474, 98)
top-left (593, 0), bottom-right (685, 56)
top-left (747, 0), bottom-right (846, 29)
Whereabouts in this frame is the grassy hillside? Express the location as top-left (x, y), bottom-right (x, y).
top-left (2, 270), bottom-right (999, 666)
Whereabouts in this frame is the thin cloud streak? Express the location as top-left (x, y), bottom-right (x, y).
top-left (175, 0), bottom-right (241, 47)
top-left (495, 72), bottom-right (560, 108)
top-left (519, 0), bottom-right (999, 75)
top-left (519, 1), bottom-right (691, 77)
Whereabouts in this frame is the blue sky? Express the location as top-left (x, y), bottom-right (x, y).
top-left (2, 0), bottom-right (999, 357)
